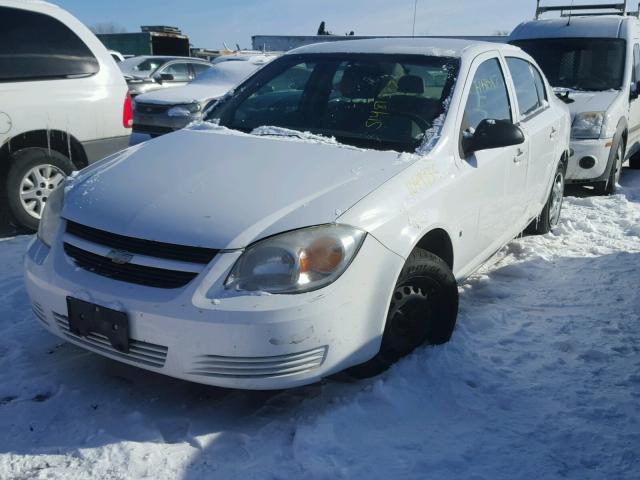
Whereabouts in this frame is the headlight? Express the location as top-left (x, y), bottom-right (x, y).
top-left (167, 103), bottom-right (201, 117)
top-left (225, 225), bottom-right (366, 294)
top-left (37, 182), bottom-right (65, 247)
top-left (571, 112), bottom-right (604, 139)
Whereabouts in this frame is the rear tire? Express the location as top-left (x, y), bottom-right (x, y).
top-left (348, 248), bottom-right (458, 378)
top-left (5, 148), bottom-right (73, 232)
top-left (629, 152), bottom-right (640, 169)
top-left (526, 162), bottom-right (565, 235)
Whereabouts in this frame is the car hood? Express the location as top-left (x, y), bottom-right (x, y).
top-left (134, 83), bottom-right (232, 105)
top-left (63, 128), bottom-right (415, 249)
top-left (561, 90), bottom-right (619, 122)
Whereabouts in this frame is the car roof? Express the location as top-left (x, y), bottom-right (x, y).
top-left (127, 55), bottom-right (208, 62)
top-left (510, 15), bottom-right (630, 40)
top-left (288, 37), bottom-right (519, 58)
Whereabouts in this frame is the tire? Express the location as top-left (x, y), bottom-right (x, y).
top-left (593, 141), bottom-right (623, 196)
top-left (526, 162), bottom-right (565, 235)
top-left (348, 248), bottom-right (459, 378)
top-left (629, 152), bottom-right (640, 169)
top-left (5, 148), bottom-right (73, 232)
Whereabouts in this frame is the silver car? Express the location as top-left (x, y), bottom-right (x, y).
top-left (120, 56), bottom-right (213, 97)
top-left (133, 54), bottom-right (278, 136)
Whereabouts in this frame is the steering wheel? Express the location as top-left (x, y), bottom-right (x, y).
top-left (386, 109), bottom-right (431, 131)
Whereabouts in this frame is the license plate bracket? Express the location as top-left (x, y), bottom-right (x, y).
top-left (66, 297), bottom-right (130, 353)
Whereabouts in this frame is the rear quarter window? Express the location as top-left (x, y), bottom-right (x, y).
top-left (0, 6), bottom-right (99, 82)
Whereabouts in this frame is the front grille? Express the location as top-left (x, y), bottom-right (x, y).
top-left (54, 313), bottom-right (168, 368)
top-left (66, 220), bottom-right (218, 264)
top-left (135, 102), bottom-right (170, 114)
top-left (64, 243), bottom-right (197, 289)
top-left (189, 346), bottom-right (327, 379)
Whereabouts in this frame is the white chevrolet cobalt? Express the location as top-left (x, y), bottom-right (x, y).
top-left (25, 39), bottom-right (570, 389)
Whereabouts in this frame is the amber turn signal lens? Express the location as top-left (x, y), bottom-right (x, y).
top-left (299, 236), bottom-right (344, 274)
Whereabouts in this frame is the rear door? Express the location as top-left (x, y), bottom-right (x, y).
top-left (505, 56), bottom-right (558, 224)
top-left (627, 43), bottom-right (640, 155)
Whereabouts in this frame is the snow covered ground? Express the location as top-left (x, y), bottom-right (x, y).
top-left (0, 170), bottom-right (639, 479)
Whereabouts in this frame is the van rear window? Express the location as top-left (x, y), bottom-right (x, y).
top-left (0, 6), bottom-right (99, 82)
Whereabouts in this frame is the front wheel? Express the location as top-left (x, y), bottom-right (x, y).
top-left (527, 162), bottom-right (565, 235)
top-left (348, 248), bottom-right (459, 378)
top-left (594, 142), bottom-right (623, 195)
top-left (5, 148), bottom-right (74, 232)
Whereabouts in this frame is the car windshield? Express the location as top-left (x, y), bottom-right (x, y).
top-left (191, 61), bottom-right (263, 86)
top-left (511, 38), bottom-right (625, 91)
top-left (206, 53), bottom-right (459, 152)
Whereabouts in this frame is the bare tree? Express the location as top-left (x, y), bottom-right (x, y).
top-left (493, 29), bottom-right (511, 36)
top-left (90, 23), bottom-right (128, 34)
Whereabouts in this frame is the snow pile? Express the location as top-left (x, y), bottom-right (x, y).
top-left (0, 172), bottom-right (639, 479)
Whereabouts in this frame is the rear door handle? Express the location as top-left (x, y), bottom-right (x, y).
top-left (550, 127), bottom-right (557, 138)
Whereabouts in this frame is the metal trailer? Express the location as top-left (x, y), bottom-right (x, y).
top-left (97, 26), bottom-right (190, 57)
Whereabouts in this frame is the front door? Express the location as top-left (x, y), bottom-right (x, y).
top-left (453, 54), bottom-right (524, 270)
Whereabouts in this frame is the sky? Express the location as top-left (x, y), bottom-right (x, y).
top-left (52, 0), bottom-right (537, 50)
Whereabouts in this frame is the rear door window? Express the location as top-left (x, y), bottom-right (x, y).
top-left (191, 63), bottom-right (211, 78)
top-left (531, 64), bottom-right (548, 105)
top-left (160, 62), bottom-right (191, 81)
top-left (0, 6), bottom-right (99, 82)
top-left (506, 57), bottom-right (543, 117)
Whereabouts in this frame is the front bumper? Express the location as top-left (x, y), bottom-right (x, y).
top-left (566, 138), bottom-right (612, 182)
top-left (24, 229), bottom-right (403, 389)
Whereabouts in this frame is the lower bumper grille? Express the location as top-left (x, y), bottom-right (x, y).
top-left (189, 346), bottom-right (327, 379)
top-left (132, 124), bottom-right (175, 135)
top-left (54, 313), bottom-right (168, 368)
top-left (64, 243), bottom-right (197, 289)
top-left (32, 302), bottom-right (48, 325)
top-left (135, 103), bottom-right (170, 114)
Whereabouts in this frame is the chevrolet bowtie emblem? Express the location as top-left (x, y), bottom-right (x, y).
top-left (106, 249), bottom-right (134, 265)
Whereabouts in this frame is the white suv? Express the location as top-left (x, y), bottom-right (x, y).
top-left (0, 0), bottom-right (132, 231)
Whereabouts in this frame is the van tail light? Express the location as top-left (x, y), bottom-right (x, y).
top-left (123, 93), bottom-right (133, 128)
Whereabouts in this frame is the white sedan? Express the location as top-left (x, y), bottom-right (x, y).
top-left (25, 39), bottom-right (570, 389)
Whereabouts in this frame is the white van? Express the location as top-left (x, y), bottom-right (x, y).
top-left (510, 2), bottom-right (640, 194)
top-left (0, 0), bottom-right (131, 231)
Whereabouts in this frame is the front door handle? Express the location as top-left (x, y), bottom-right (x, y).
top-left (514, 147), bottom-right (526, 163)
top-left (550, 127), bottom-right (557, 138)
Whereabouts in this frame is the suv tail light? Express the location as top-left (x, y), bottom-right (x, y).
top-left (123, 93), bottom-right (133, 128)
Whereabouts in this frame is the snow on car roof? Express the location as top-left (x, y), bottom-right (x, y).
top-left (288, 37), bottom-right (514, 58)
top-left (510, 15), bottom-right (629, 40)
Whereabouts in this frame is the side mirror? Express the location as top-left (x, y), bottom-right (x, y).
top-left (461, 119), bottom-right (525, 157)
top-left (155, 73), bottom-right (174, 83)
top-left (630, 81), bottom-right (640, 100)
